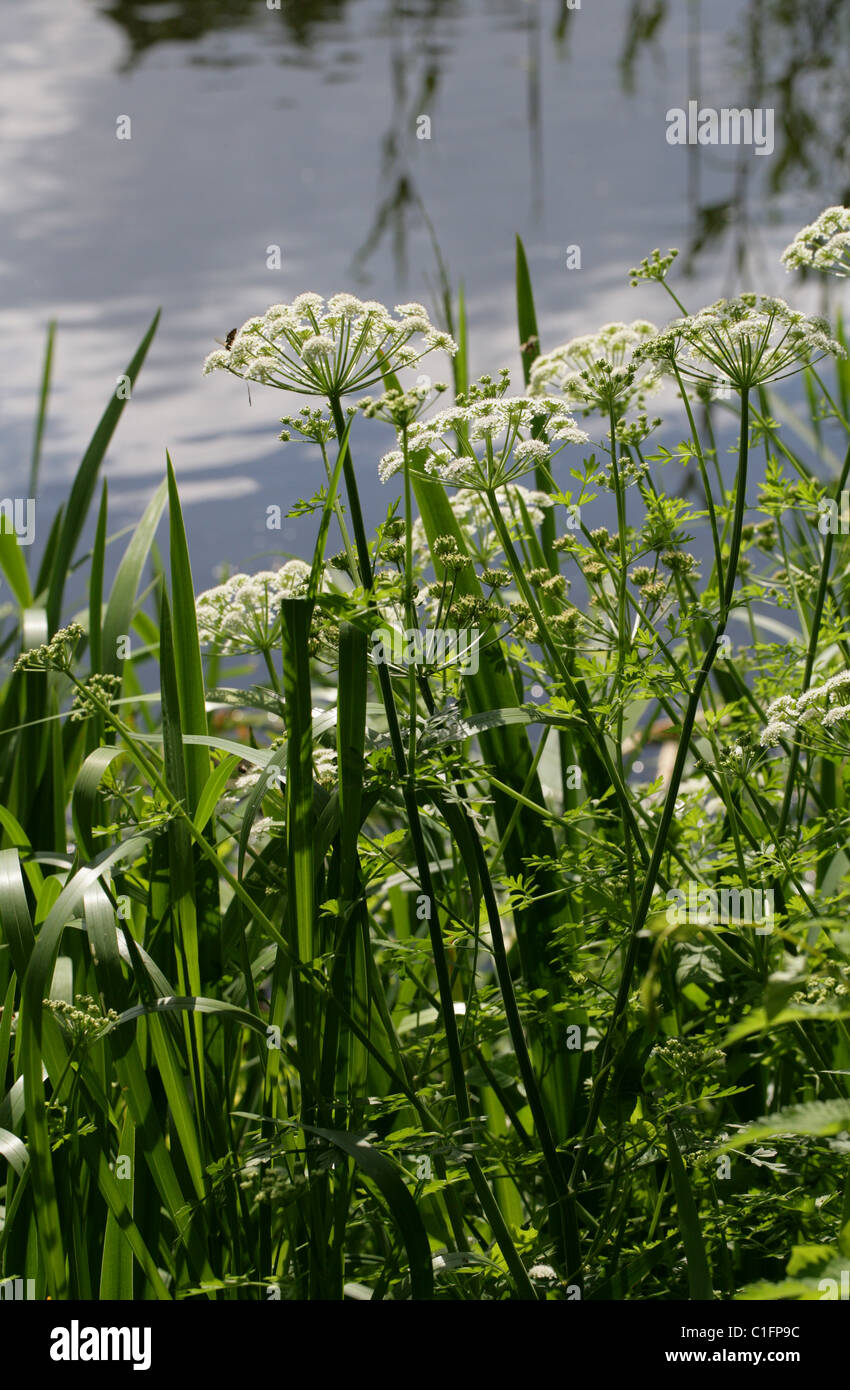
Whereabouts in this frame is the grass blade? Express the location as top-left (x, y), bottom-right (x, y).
top-left (46, 310), bottom-right (160, 631)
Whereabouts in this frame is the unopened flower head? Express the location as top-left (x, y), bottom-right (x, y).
top-left (635, 295), bottom-right (844, 391)
top-left (361, 382), bottom-right (449, 442)
top-left (195, 560), bottom-right (311, 655)
top-left (528, 320), bottom-right (661, 410)
top-left (278, 405), bottom-right (342, 447)
top-left (410, 483), bottom-right (553, 574)
top-left (628, 248), bottom-right (679, 287)
top-left (44, 994), bottom-right (118, 1046)
top-left (14, 621), bottom-right (85, 674)
top-left (781, 206), bottom-right (850, 278)
top-left (203, 295), bottom-right (457, 397)
top-left (70, 672), bottom-right (122, 721)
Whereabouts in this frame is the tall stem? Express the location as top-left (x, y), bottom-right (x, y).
top-left (778, 439), bottom-right (850, 836)
top-left (567, 389), bottom-right (752, 1212)
top-left (485, 490), bottom-right (653, 869)
top-left (327, 396), bottom-right (536, 1297)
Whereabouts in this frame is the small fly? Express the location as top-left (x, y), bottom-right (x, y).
top-left (214, 327), bottom-right (252, 404)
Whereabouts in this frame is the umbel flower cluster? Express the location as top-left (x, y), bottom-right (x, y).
top-left (761, 670), bottom-right (850, 747)
top-left (634, 294), bottom-right (844, 391)
top-left (195, 560), bottom-right (312, 656)
top-left (43, 994), bottom-right (118, 1046)
top-left (527, 319), bottom-right (661, 409)
top-left (781, 206), bottom-right (850, 277)
top-left (378, 374), bottom-right (588, 489)
top-left (14, 622), bottom-right (85, 673)
top-left (203, 294), bottom-right (457, 396)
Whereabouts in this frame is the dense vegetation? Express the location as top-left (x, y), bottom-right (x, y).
top-left (3, 212), bottom-right (850, 1300)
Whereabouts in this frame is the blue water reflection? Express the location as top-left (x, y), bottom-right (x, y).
top-left (2, 0), bottom-right (848, 590)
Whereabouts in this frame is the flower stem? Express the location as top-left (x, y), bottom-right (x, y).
top-left (485, 488), bottom-right (653, 868)
top-left (567, 388), bottom-right (752, 1202)
top-left (327, 396), bottom-right (536, 1297)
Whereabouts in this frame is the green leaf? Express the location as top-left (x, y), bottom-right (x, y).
top-left (237, 743), bottom-right (286, 881)
top-left (0, 1126), bottom-right (29, 1177)
top-left (102, 478), bottom-right (168, 677)
top-left (46, 310), bottom-right (160, 630)
top-left (20, 834), bottom-right (153, 1297)
top-left (92, 1138), bottom-right (171, 1301)
top-left (0, 519), bottom-right (33, 609)
top-left (0, 846), bottom-right (36, 978)
top-left (72, 746), bottom-right (126, 861)
top-left (107, 993), bottom-right (271, 1039)
top-left (454, 283), bottom-right (468, 397)
top-left (336, 620), bottom-right (367, 890)
top-left (282, 598), bottom-right (317, 968)
top-left (304, 1124), bottom-right (434, 1300)
top-left (667, 1122), bottom-right (714, 1300)
top-left (515, 234), bottom-right (541, 387)
top-left (714, 1100), bottom-right (850, 1150)
top-left (166, 456), bottom-right (210, 812)
top-left (29, 319), bottom-right (56, 497)
top-left (88, 482), bottom-right (109, 672)
top-left (99, 1113), bottom-right (136, 1299)
top-left (194, 754), bottom-right (240, 833)
top-left (737, 1245), bottom-right (849, 1301)
top-left (159, 586), bottom-right (206, 1122)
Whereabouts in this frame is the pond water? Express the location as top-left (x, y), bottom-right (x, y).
top-left (3, 0), bottom-right (850, 593)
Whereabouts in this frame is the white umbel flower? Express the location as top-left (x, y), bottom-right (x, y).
top-left (203, 294), bottom-right (457, 397)
top-left (312, 747), bottom-right (338, 788)
top-left (513, 439), bottom-right (551, 466)
top-left (378, 449), bottom-right (405, 483)
top-left (301, 334), bottom-right (335, 364)
top-left (823, 703), bottom-right (850, 728)
top-left (636, 295), bottom-right (844, 391)
top-left (781, 206), bottom-right (850, 277)
top-left (529, 320), bottom-right (660, 409)
top-left (760, 670), bottom-right (850, 746)
top-left (380, 384), bottom-right (587, 491)
top-left (195, 559), bottom-right (311, 656)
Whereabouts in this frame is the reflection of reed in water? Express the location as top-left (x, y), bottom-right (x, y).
top-left (621, 0), bottom-right (850, 283)
top-left (350, 0), bottom-right (581, 282)
top-left (98, 0), bottom-right (850, 278)
top-left (99, 0), bottom-right (349, 62)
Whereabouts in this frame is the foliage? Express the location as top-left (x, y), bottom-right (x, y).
top-left (3, 225), bottom-right (850, 1301)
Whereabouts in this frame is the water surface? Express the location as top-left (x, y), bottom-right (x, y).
top-left (2, 0), bottom-right (848, 589)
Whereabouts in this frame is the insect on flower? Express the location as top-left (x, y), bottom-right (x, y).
top-left (203, 295), bottom-right (458, 397)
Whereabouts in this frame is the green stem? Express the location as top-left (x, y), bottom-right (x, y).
top-left (326, 396), bottom-right (535, 1297)
top-left (778, 440), bottom-right (850, 837)
top-left (567, 388), bottom-right (752, 1195)
top-left (486, 489), bottom-right (652, 869)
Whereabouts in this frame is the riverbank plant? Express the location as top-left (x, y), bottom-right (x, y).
top-left (3, 219), bottom-right (850, 1300)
